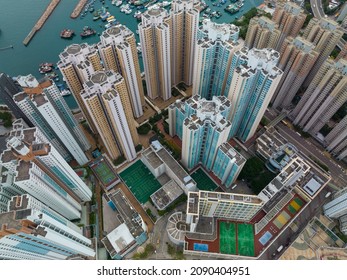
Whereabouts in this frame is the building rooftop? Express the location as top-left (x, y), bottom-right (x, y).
top-left (150, 180), bottom-right (183, 210)
top-left (156, 145), bottom-right (195, 186)
top-left (108, 189), bottom-right (145, 239)
top-left (142, 148), bottom-right (163, 169)
top-left (66, 44), bottom-right (82, 55)
top-left (219, 142), bottom-right (246, 166)
top-left (15, 161), bottom-right (32, 182)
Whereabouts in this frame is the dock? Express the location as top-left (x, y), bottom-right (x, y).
top-left (23, 0), bottom-right (61, 46)
top-left (70, 0), bottom-right (88, 19)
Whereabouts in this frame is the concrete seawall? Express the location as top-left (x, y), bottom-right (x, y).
top-left (70, 0), bottom-right (88, 19)
top-left (23, 0), bottom-right (61, 46)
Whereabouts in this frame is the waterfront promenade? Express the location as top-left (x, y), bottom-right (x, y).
top-left (23, 0), bottom-right (61, 46)
top-left (70, 0), bottom-right (88, 19)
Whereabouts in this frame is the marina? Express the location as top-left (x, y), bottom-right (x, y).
top-left (0, 0), bottom-right (263, 109)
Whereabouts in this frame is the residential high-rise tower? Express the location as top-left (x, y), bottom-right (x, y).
top-left (272, 36), bottom-right (319, 109)
top-left (13, 77), bottom-right (90, 165)
top-left (228, 48), bottom-right (283, 142)
top-left (139, 5), bottom-right (172, 100)
top-left (192, 19), bottom-right (242, 100)
top-left (81, 71), bottom-right (139, 161)
top-left (98, 25), bottom-right (145, 118)
top-left (302, 18), bottom-right (344, 87)
top-left (291, 59), bottom-right (347, 135)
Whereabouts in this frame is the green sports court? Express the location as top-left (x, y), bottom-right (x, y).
top-left (191, 168), bottom-right (218, 191)
top-left (119, 160), bottom-right (161, 204)
top-left (89, 156), bottom-right (119, 189)
top-left (287, 197), bottom-right (304, 214)
top-left (237, 223), bottom-right (255, 257)
top-left (218, 222), bottom-right (255, 256)
top-left (219, 222), bottom-right (237, 255)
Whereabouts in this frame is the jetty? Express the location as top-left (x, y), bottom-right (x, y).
top-left (70, 0), bottom-right (88, 19)
top-left (23, 0), bottom-right (61, 46)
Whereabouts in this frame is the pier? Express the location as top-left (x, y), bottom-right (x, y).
top-left (70, 0), bottom-right (88, 19)
top-left (23, 0), bottom-right (61, 46)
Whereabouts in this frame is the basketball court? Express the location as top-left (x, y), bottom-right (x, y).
top-left (237, 224), bottom-right (255, 257)
top-left (219, 222), bottom-right (236, 255)
top-left (273, 210), bottom-right (291, 229)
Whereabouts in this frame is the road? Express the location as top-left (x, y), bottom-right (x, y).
top-left (310, 0), bottom-right (346, 49)
top-left (259, 186), bottom-right (332, 260)
top-left (276, 122), bottom-right (347, 187)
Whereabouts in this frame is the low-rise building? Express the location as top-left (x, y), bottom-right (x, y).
top-left (101, 189), bottom-right (147, 260)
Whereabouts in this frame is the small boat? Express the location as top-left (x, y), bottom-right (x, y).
top-left (80, 26), bottom-right (96, 37)
top-left (60, 29), bottom-right (74, 39)
top-left (61, 89), bottom-right (71, 96)
top-left (116, 0), bottom-right (123, 6)
top-left (39, 66), bottom-right (53, 74)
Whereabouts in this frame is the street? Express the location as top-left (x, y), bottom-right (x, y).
top-left (276, 122), bottom-right (347, 187)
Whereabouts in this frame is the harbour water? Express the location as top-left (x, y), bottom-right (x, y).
top-left (0, 0), bottom-right (263, 109)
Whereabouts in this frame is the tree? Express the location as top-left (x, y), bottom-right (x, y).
top-left (0, 111), bottom-right (12, 128)
top-left (137, 123), bottom-right (151, 135)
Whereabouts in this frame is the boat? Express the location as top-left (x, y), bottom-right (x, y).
top-left (116, 0), bottom-right (123, 6)
top-left (134, 11), bottom-right (142, 18)
top-left (137, 43), bottom-right (142, 53)
top-left (61, 89), bottom-right (71, 96)
top-left (100, 11), bottom-right (111, 20)
top-left (80, 26), bottom-right (96, 37)
top-left (45, 71), bottom-right (58, 79)
top-left (224, 4), bottom-right (240, 14)
top-left (39, 62), bottom-right (54, 68)
top-left (161, 1), bottom-right (171, 7)
top-left (125, 9), bottom-right (132, 14)
top-left (39, 66), bottom-right (53, 74)
top-left (60, 29), bottom-right (74, 39)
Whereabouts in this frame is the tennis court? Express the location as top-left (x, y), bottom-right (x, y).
top-left (191, 168), bottom-right (218, 191)
top-left (273, 210), bottom-right (291, 229)
top-left (119, 160), bottom-right (161, 204)
top-left (219, 222), bottom-right (236, 255)
top-left (237, 224), bottom-right (255, 257)
top-left (89, 157), bottom-right (119, 188)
